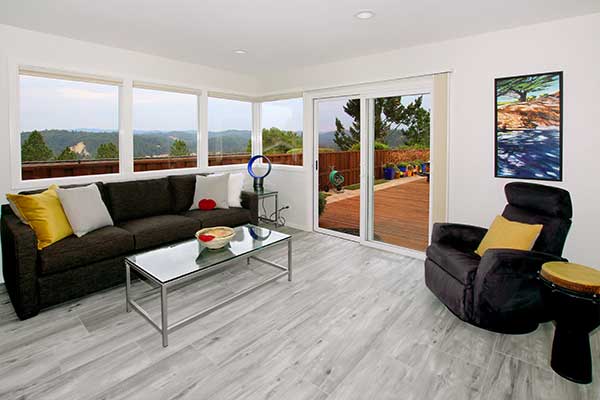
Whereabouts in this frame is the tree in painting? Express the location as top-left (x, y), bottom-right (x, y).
top-left (496, 75), bottom-right (557, 102)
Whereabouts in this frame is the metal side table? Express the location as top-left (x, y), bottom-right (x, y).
top-left (255, 189), bottom-right (281, 227)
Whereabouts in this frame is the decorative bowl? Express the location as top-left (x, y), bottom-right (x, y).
top-left (195, 226), bottom-right (236, 250)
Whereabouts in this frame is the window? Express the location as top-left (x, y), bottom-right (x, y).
top-left (19, 73), bottom-right (120, 180)
top-left (207, 97), bottom-right (252, 166)
top-left (261, 98), bottom-right (303, 166)
top-left (133, 87), bottom-right (198, 171)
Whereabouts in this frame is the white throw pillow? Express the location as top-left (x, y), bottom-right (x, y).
top-left (190, 174), bottom-right (230, 210)
top-left (228, 173), bottom-right (245, 208)
top-left (56, 184), bottom-right (114, 237)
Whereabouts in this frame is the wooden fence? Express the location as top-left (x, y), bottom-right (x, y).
top-left (21, 149), bottom-right (428, 188)
top-left (317, 149), bottom-right (430, 189)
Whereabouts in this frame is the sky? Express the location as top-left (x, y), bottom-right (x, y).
top-left (20, 75), bottom-right (119, 132)
top-left (20, 75), bottom-right (428, 134)
top-left (261, 98), bottom-right (303, 133)
top-left (20, 75), bottom-right (304, 133)
top-left (133, 87), bottom-right (197, 131)
top-left (318, 94), bottom-right (432, 133)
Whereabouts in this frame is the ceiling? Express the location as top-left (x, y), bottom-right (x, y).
top-left (1, 0), bottom-right (599, 76)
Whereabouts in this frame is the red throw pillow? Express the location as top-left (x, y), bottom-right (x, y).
top-left (198, 198), bottom-right (216, 211)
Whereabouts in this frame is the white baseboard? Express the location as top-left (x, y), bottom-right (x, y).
top-left (283, 222), bottom-right (311, 231)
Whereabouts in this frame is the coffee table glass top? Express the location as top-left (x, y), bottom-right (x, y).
top-left (126, 224), bottom-right (290, 284)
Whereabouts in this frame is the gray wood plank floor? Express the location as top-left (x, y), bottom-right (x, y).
top-left (0, 229), bottom-right (598, 400)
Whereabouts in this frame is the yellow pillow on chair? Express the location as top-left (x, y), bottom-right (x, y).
top-left (475, 215), bottom-right (543, 257)
top-left (6, 185), bottom-right (73, 250)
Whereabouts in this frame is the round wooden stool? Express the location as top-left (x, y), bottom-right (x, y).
top-left (540, 261), bottom-right (600, 384)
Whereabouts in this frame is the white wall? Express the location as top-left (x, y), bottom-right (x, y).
top-left (1, 13), bottom-right (599, 286)
top-left (0, 24), bottom-right (261, 283)
top-left (259, 13), bottom-right (600, 267)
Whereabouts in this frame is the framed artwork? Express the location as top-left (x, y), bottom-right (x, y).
top-left (495, 71), bottom-right (563, 181)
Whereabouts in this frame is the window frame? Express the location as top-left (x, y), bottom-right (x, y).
top-left (131, 82), bottom-right (202, 174)
top-left (12, 65), bottom-right (124, 188)
top-left (8, 62), bottom-right (306, 191)
top-left (206, 93), bottom-right (256, 170)
top-left (258, 95), bottom-right (305, 168)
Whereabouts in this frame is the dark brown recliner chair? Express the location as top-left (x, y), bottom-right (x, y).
top-left (424, 182), bottom-right (573, 334)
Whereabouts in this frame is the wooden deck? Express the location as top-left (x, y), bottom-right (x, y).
top-left (319, 178), bottom-right (430, 251)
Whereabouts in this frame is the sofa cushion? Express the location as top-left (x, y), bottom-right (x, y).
top-left (181, 208), bottom-right (251, 228)
top-left (8, 185), bottom-right (74, 250)
top-left (426, 242), bottom-right (481, 285)
top-left (105, 178), bottom-right (171, 222)
top-left (38, 226), bottom-right (134, 275)
top-left (169, 174), bottom-right (209, 213)
top-left (56, 184), bottom-right (114, 237)
top-left (117, 215), bottom-right (202, 250)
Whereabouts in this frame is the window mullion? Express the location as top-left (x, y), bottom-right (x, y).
top-left (253, 102), bottom-right (262, 158)
top-left (199, 92), bottom-right (208, 168)
top-left (120, 79), bottom-right (134, 177)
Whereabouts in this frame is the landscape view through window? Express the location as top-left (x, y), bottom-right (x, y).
top-left (19, 75), bottom-right (305, 179)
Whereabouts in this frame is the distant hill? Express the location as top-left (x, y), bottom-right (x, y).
top-left (21, 130), bottom-right (119, 158)
top-left (318, 131), bottom-right (339, 149)
top-left (21, 129), bottom-right (252, 158)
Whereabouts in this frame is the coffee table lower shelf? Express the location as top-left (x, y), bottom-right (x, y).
top-left (125, 238), bottom-right (292, 347)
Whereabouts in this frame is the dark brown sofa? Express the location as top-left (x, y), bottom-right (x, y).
top-left (1, 174), bottom-right (259, 320)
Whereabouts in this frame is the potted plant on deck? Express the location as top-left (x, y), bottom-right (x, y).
top-left (412, 160), bottom-right (424, 174)
top-left (383, 163), bottom-right (396, 180)
top-left (397, 162), bottom-right (408, 177)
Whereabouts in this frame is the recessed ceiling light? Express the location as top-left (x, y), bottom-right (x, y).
top-left (233, 49), bottom-right (247, 55)
top-left (354, 10), bottom-right (375, 20)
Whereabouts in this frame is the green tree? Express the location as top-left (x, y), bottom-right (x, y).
top-left (96, 142), bottom-right (119, 159)
top-left (21, 130), bottom-right (54, 162)
top-left (57, 146), bottom-right (77, 161)
top-left (263, 127), bottom-right (302, 154)
top-left (246, 127), bottom-right (302, 155)
top-left (403, 106), bottom-right (431, 146)
top-left (496, 75), bottom-right (557, 102)
top-left (334, 96), bottom-right (430, 150)
top-left (169, 139), bottom-right (189, 157)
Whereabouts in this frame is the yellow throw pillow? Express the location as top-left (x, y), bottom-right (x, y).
top-left (6, 185), bottom-right (73, 250)
top-left (475, 215), bottom-right (543, 257)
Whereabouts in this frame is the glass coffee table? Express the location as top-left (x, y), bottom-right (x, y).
top-left (124, 224), bottom-right (291, 347)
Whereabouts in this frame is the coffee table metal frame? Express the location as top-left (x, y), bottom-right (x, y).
top-left (125, 236), bottom-right (292, 347)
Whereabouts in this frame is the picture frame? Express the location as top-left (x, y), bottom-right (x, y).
top-left (494, 71), bottom-right (563, 181)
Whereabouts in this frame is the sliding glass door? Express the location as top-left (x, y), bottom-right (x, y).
top-left (314, 97), bottom-right (361, 239)
top-left (313, 85), bottom-right (433, 254)
top-left (365, 93), bottom-right (431, 252)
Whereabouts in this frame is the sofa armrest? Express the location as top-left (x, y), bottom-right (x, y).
top-left (431, 223), bottom-right (488, 251)
top-left (1, 211), bottom-right (40, 319)
top-left (240, 191), bottom-right (259, 225)
top-left (472, 248), bottom-right (565, 328)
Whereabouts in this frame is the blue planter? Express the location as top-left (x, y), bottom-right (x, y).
top-left (383, 167), bottom-right (395, 180)
top-left (398, 165), bottom-right (407, 173)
